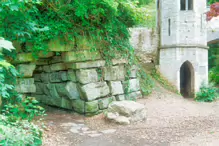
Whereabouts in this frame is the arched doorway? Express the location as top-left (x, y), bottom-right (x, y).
top-left (180, 61), bottom-right (194, 98)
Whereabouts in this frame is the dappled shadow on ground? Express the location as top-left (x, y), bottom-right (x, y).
top-left (42, 88), bottom-right (219, 146)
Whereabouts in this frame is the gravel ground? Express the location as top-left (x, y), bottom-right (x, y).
top-left (42, 86), bottom-right (219, 146)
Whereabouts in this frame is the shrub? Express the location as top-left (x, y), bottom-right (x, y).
top-left (209, 67), bottom-right (219, 85)
top-left (0, 38), bottom-right (44, 145)
top-left (0, 115), bottom-right (42, 146)
top-left (195, 83), bottom-right (218, 102)
top-left (2, 96), bottom-right (45, 122)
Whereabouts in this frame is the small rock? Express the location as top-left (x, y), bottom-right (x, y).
top-left (106, 101), bottom-right (147, 125)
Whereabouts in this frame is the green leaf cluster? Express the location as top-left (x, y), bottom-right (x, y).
top-left (195, 83), bottom-right (218, 102)
top-left (0, 0), bottom-right (153, 62)
top-left (0, 115), bottom-right (42, 146)
top-left (208, 44), bottom-right (219, 85)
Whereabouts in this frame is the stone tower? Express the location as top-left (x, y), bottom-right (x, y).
top-left (158, 0), bottom-right (208, 97)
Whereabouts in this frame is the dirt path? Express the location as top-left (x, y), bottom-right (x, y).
top-left (42, 86), bottom-right (219, 146)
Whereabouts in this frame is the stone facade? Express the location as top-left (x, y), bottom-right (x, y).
top-left (14, 40), bottom-right (142, 115)
top-left (130, 0), bottom-right (209, 96)
top-left (158, 0), bottom-right (208, 95)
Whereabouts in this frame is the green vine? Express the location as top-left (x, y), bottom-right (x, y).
top-left (0, 0), bottom-right (154, 64)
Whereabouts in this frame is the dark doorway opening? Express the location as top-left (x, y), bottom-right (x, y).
top-left (180, 61), bottom-right (194, 98)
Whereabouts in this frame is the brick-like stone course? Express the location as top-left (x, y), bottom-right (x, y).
top-left (15, 41), bottom-right (142, 116)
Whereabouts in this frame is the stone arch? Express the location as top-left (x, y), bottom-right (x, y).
top-left (180, 60), bottom-right (195, 98)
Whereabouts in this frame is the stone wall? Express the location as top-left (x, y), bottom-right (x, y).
top-left (129, 28), bottom-right (158, 69)
top-left (130, 28), bottom-right (158, 54)
top-left (14, 40), bottom-right (142, 116)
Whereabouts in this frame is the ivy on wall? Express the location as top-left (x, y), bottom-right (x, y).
top-left (0, 0), bottom-right (154, 63)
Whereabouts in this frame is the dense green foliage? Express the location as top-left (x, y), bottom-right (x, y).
top-left (208, 44), bottom-right (219, 85)
top-left (195, 83), bottom-right (218, 102)
top-left (0, 115), bottom-right (42, 146)
top-left (0, 38), bottom-right (44, 145)
top-left (208, 0), bottom-right (219, 5)
top-left (0, 0), bottom-right (153, 63)
top-left (3, 96), bottom-right (45, 122)
top-left (0, 38), bottom-right (18, 109)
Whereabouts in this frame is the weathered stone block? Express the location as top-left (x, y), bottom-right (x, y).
top-left (34, 74), bottom-right (41, 82)
top-left (125, 91), bottom-right (142, 100)
top-left (104, 65), bottom-right (125, 81)
top-left (34, 95), bottom-right (47, 103)
top-left (35, 66), bottom-right (43, 72)
top-left (50, 63), bottom-right (66, 71)
top-left (60, 71), bottom-right (68, 81)
top-left (79, 82), bottom-right (110, 101)
top-left (109, 81), bottom-right (124, 95)
top-left (17, 64), bottom-right (36, 77)
top-left (36, 59), bottom-right (49, 65)
top-left (129, 65), bottom-right (138, 78)
top-left (116, 95), bottom-right (125, 101)
top-left (40, 73), bottom-right (50, 83)
top-left (85, 100), bottom-right (99, 113)
top-left (50, 97), bottom-right (62, 107)
top-left (76, 69), bottom-right (98, 84)
top-left (56, 82), bottom-right (80, 100)
top-left (66, 60), bottom-right (105, 69)
top-left (67, 70), bottom-right (77, 82)
top-left (112, 59), bottom-right (128, 65)
top-left (16, 78), bottom-right (36, 93)
top-left (35, 82), bottom-right (44, 94)
top-left (49, 56), bottom-right (63, 64)
top-left (38, 51), bottom-right (54, 58)
top-left (106, 101), bottom-right (146, 124)
top-left (62, 50), bottom-right (101, 62)
top-left (43, 65), bottom-right (52, 73)
top-left (49, 71), bottom-right (68, 83)
top-left (46, 84), bottom-right (60, 98)
top-left (16, 53), bottom-right (35, 63)
top-left (123, 79), bottom-right (140, 93)
top-left (98, 97), bottom-right (114, 110)
top-left (16, 84), bottom-right (36, 93)
top-left (17, 78), bottom-right (35, 85)
top-left (48, 38), bottom-right (74, 52)
top-left (41, 83), bottom-right (50, 96)
top-left (61, 98), bottom-right (72, 109)
top-left (72, 99), bottom-right (85, 114)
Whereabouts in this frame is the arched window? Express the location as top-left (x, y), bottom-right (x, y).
top-left (181, 0), bottom-right (193, 11)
